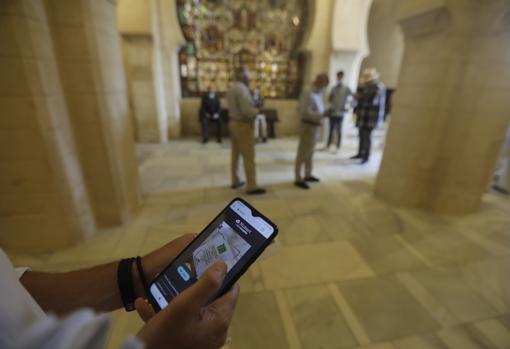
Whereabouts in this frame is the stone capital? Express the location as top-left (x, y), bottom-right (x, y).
top-left (397, 0), bottom-right (450, 38)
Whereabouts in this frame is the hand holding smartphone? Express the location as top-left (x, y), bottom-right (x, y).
top-left (148, 198), bottom-right (278, 311)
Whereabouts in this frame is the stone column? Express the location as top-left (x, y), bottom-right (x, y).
top-left (152, 0), bottom-right (185, 139)
top-left (45, 0), bottom-right (140, 225)
top-left (361, 0), bottom-right (404, 90)
top-left (0, 1), bottom-right (96, 252)
top-left (494, 127), bottom-right (510, 193)
top-left (121, 33), bottom-right (163, 142)
top-left (375, 0), bottom-right (510, 214)
top-left (118, 0), bottom-right (184, 141)
top-left (302, 0), bottom-right (334, 85)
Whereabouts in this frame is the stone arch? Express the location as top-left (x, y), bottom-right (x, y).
top-left (361, 0), bottom-right (404, 90)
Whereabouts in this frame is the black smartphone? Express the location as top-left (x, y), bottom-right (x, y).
top-left (148, 197), bottom-right (278, 312)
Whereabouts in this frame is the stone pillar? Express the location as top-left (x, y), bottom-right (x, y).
top-left (0, 1), bottom-right (96, 252)
top-left (118, 0), bottom-right (184, 141)
top-left (302, 0), bottom-right (334, 85)
top-left (45, 0), bottom-right (140, 225)
top-left (361, 0), bottom-right (404, 89)
top-left (153, 0), bottom-right (185, 139)
top-left (329, 0), bottom-right (373, 89)
top-left (121, 33), bottom-right (163, 142)
top-left (375, 0), bottom-right (510, 214)
top-left (494, 127), bottom-right (510, 193)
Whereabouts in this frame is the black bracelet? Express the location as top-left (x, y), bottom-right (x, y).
top-left (117, 258), bottom-right (136, 312)
top-left (136, 256), bottom-right (150, 298)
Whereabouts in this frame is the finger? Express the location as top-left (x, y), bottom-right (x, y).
top-left (171, 261), bottom-right (227, 318)
top-left (135, 298), bottom-right (156, 322)
top-left (143, 234), bottom-right (197, 280)
top-left (206, 283), bottom-right (240, 327)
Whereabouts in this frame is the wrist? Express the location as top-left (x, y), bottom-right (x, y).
top-left (132, 261), bottom-right (146, 299)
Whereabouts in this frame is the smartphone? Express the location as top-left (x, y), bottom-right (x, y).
top-left (148, 198), bottom-right (278, 311)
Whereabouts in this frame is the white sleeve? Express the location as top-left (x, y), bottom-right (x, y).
top-left (12, 310), bottom-right (145, 349)
top-left (299, 92), bottom-right (322, 123)
top-left (15, 267), bottom-right (30, 278)
top-left (121, 336), bottom-right (145, 349)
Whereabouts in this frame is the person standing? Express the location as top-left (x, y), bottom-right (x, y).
top-left (252, 88), bottom-right (268, 143)
top-left (326, 71), bottom-right (352, 152)
top-left (294, 73), bottom-right (330, 190)
top-left (227, 67), bottom-right (266, 195)
top-left (351, 68), bottom-right (386, 164)
top-left (199, 86), bottom-right (222, 143)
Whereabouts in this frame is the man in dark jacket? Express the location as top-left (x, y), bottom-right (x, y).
top-left (351, 68), bottom-right (386, 164)
top-left (199, 86), bottom-right (222, 143)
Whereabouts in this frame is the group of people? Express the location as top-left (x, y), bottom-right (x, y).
top-left (221, 66), bottom-right (386, 194)
top-left (295, 68), bottom-right (386, 189)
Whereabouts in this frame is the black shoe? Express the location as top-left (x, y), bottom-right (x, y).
top-left (294, 181), bottom-right (310, 190)
top-left (304, 176), bottom-right (320, 183)
top-left (350, 154), bottom-right (362, 159)
top-left (360, 158), bottom-right (369, 164)
top-left (247, 188), bottom-right (267, 195)
top-left (202, 139), bottom-right (208, 144)
top-left (262, 138), bottom-right (267, 143)
top-left (217, 140), bottom-right (222, 144)
top-left (231, 181), bottom-right (245, 189)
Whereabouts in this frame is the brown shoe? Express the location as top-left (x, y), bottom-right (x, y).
top-left (294, 181), bottom-right (310, 190)
top-left (247, 188), bottom-right (267, 195)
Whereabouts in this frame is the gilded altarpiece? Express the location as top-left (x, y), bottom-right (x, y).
top-left (177, 0), bottom-right (308, 99)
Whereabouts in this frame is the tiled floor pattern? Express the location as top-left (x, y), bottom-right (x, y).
top-left (6, 135), bottom-right (510, 349)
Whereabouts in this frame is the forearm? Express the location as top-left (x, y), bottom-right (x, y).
top-left (20, 257), bottom-right (158, 315)
top-left (302, 108), bottom-right (323, 123)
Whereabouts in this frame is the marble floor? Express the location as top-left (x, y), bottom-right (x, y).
top-left (6, 132), bottom-right (510, 349)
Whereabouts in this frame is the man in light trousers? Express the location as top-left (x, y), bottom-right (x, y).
top-left (294, 73), bottom-right (330, 190)
top-left (227, 67), bottom-right (266, 195)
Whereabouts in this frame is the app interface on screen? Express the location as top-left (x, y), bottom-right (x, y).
top-left (150, 200), bottom-right (274, 309)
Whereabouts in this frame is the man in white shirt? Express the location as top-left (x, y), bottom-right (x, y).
top-left (294, 73), bottom-right (330, 190)
top-left (0, 235), bottom-right (239, 349)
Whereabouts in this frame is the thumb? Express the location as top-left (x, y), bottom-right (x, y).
top-left (135, 298), bottom-right (156, 322)
top-left (171, 261), bottom-right (227, 319)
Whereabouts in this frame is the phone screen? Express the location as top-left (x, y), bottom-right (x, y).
top-left (149, 198), bottom-right (278, 310)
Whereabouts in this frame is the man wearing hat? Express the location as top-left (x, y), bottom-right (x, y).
top-left (351, 68), bottom-right (386, 164)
